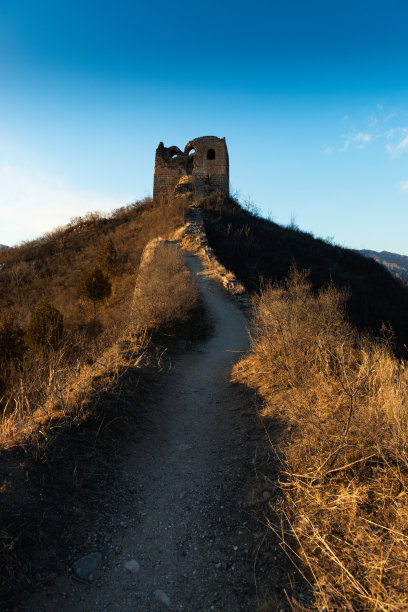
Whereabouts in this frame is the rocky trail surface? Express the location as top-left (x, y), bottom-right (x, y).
top-left (24, 253), bottom-right (264, 612)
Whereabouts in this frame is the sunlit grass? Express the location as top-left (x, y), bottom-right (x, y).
top-left (234, 267), bottom-right (408, 610)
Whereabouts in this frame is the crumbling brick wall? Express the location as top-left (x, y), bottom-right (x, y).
top-left (153, 136), bottom-right (229, 198)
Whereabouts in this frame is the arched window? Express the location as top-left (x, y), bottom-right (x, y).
top-left (207, 148), bottom-right (215, 160)
top-left (168, 146), bottom-right (180, 160)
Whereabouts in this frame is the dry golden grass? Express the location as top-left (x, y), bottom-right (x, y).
top-left (133, 240), bottom-right (198, 331)
top-left (0, 310), bottom-right (148, 447)
top-left (0, 193), bottom-right (191, 330)
top-left (234, 267), bottom-right (408, 610)
top-left (0, 193), bottom-right (194, 447)
top-left (203, 195), bottom-right (408, 358)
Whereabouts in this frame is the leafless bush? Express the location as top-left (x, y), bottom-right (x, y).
top-left (234, 267), bottom-right (408, 610)
top-left (0, 312), bottom-right (147, 443)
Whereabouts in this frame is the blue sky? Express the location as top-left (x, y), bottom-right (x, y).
top-left (1, 0), bottom-right (408, 252)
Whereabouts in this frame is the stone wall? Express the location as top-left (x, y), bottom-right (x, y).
top-left (153, 136), bottom-right (229, 198)
top-left (136, 206), bottom-right (251, 313)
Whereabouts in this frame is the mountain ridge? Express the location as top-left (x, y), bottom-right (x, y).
top-left (358, 248), bottom-right (408, 284)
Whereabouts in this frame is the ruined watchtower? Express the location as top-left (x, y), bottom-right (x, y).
top-left (153, 136), bottom-right (229, 198)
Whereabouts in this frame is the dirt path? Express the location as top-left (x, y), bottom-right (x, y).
top-left (26, 253), bottom-right (257, 611)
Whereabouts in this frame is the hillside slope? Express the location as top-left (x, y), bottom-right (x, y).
top-left (202, 195), bottom-right (408, 355)
top-left (0, 196), bottom-right (188, 328)
top-left (359, 248), bottom-right (408, 285)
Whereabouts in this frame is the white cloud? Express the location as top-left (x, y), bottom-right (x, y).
top-left (386, 132), bottom-right (408, 156)
top-left (384, 127), bottom-right (406, 139)
top-left (334, 105), bottom-right (408, 160)
top-left (324, 146), bottom-right (333, 155)
top-left (353, 132), bottom-right (372, 143)
top-left (339, 132), bottom-right (372, 152)
top-left (384, 111), bottom-right (398, 123)
top-left (400, 179), bottom-right (408, 192)
top-left (0, 163), bottom-right (131, 245)
top-left (339, 139), bottom-right (350, 152)
top-left (396, 134), bottom-right (408, 152)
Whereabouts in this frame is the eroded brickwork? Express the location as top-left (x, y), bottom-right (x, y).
top-left (153, 136), bottom-right (229, 198)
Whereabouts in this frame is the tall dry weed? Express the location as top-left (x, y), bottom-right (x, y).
top-left (234, 267), bottom-right (408, 610)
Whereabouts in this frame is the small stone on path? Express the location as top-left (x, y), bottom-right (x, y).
top-left (124, 559), bottom-right (140, 574)
top-left (72, 552), bottom-right (102, 581)
top-left (154, 589), bottom-right (171, 607)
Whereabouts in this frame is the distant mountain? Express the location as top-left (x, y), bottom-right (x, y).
top-left (359, 249), bottom-right (408, 285)
top-left (0, 245), bottom-right (8, 249)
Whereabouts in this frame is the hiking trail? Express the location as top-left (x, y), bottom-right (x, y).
top-left (25, 251), bottom-right (257, 612)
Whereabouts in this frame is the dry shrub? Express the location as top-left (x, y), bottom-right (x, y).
top-left (24, 296), bottom-right (64, 354)
top-left (0, 316), bottom-right (147, 444)
top-left (76, 267), bottom-right (112, 314)
top-left (234, 267), bottom-right (408, 610)
top-left (133, 241), bottom-right (198, 331)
